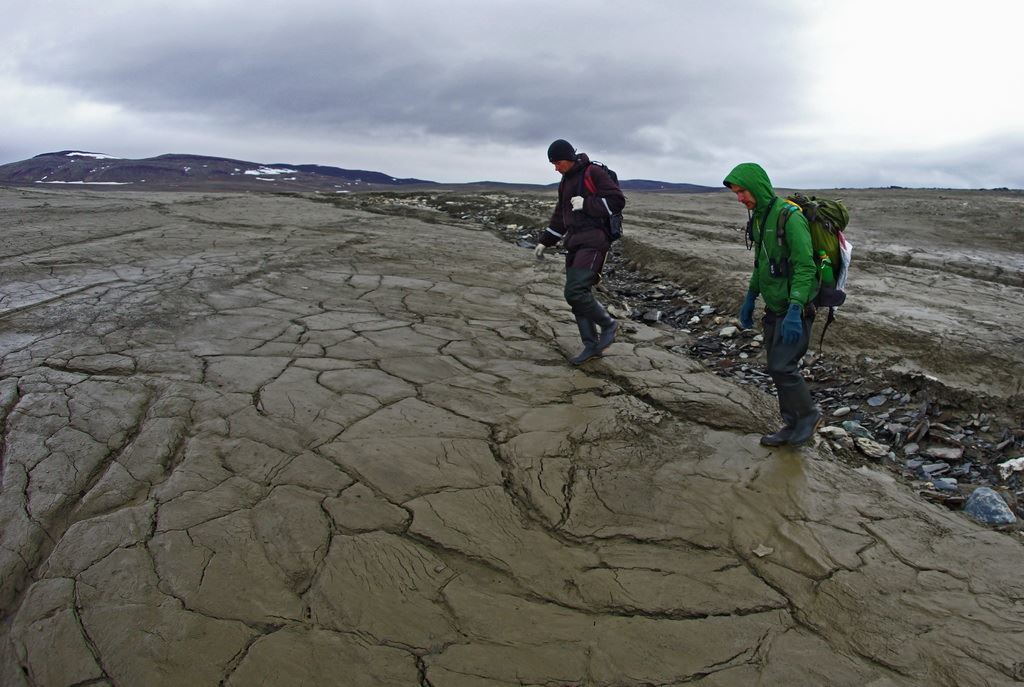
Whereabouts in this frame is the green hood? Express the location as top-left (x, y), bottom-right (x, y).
top-left (723, 163), bottom-right (776, 215)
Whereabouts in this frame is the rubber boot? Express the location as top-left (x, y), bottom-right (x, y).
top-left (760, 404), bottom-right (798, 446)
top-left (588, 303), bottom-right (618, 354)
top-left (788, 408), bottom-right (822, 446)
top-left (776, 380), bottom-right (820, 446)
top-left (569, 316), bottom-right (600, 365)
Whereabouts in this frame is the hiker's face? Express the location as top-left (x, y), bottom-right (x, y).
top-left (729, 184), bottom-right (756, 210)
top-left (553, 160), bottom-right (574, 175)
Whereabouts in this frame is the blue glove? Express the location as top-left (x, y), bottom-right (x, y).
top-left (739, 291), bottom-right (757, 330)
top-left (781, 303), bottom-right (804, 344)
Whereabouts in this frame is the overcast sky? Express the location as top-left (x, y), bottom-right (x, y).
top-left (2, 1), bottom-right (1022, 188)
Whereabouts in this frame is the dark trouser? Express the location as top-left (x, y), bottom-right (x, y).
top-left (762, 307), bottom-right (816, 426)
top-left (564, 249), bottom-right (610, 322)
top-left (563, 248), bottom-right (616, 363)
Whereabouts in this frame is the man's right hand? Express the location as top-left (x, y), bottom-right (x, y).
top-left (534, 244), bottom-right (546, 260)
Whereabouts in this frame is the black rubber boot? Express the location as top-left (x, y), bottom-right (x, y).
top-left (588, 303), bottom-right (618, 353)
top-left (760, 425), bottom-right (794, 447)
top-left (788, 408), bottom-right (822, 446)
top-left (760, 400), bottom-right (798, 446)
top-left (569, 316), bottom-right (600, 365)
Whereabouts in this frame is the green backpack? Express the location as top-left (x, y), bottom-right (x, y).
top-left (776, 193), bottom-right (852, 345)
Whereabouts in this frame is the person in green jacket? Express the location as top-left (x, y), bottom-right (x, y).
top-left (723, 162), bottom-right (821, 447)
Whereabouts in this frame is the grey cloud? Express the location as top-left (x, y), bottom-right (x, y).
top-left (6, 2), bottom-right (1014, 187)
top-left (6, 2), bottom-right (807, 163)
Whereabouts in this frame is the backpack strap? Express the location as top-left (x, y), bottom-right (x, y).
top-left (753, 196), bottom-right (778, 267)
top-left (775, 199), bottom-right (801, 248)
top-left (577, 163), bottom-right (597, 197)
top-left (818, 306), bottom-right (836, 350)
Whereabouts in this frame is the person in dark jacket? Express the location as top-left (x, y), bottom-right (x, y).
top-left (535, 139), bottom-right (626, 365)
top-left (723, 162), bottom-right (821, 446)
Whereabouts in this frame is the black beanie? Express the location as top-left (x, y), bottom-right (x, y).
top-left (547, 139), bottom-right (576, 162)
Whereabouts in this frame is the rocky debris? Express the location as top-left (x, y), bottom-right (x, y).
top-left (598, 253), bottom-right (1022, 525)
top-left (964, 487), bottom-right (1018, 526)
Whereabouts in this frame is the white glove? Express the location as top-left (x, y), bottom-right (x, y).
top-left (534, 243), bottom-right (546, 260)
top-left (570, 196), bottom-right (584, 211)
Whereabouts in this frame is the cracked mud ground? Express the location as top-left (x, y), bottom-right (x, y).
top-left (1, 188), bottom-right (1022, 687)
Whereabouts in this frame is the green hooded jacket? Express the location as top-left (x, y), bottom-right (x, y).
top-left (723, 162), bottom-right (817, 314)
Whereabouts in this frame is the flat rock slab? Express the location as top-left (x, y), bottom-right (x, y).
top-left (1, 188), bottom-right (1022, 686)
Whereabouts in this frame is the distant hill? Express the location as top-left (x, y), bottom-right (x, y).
top-left (618, 179), bottom-right (721, 192)
top-left (0, 151), bottom-right (434, 191)
top-left (0, 151), bottom-right (722, 193)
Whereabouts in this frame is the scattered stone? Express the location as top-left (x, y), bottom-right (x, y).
top-left (932, 478), bottom-right (959, 492)
top-left (641, 309), bottom-right (663, 323)
top-left (924, 446), bottom-right (964, 461)
top-left (996, 456), bottom-right (1024, 481)
top-left (833, 406), bottom-right (852, 417)
top-left (854, 436), bottom-right (890, 460)
top-left (841, 421), bottom-right (872, 439)
top-left (818, 426), bottom-right (849, 440)
top-left (719, 326), bottom-right (739, 339)
top-left (867, 395), bottom-right (888, 407)
top-left (964, 487), bottom-right (1018, 526)
top-left (902, 442), bottom-right (920, 456)
top-left (920, 462), bottom-right (951, 476)
top-left (688, 316), bottom-right (701, 325)
top-left (752, 544), bottom-right (774, 558)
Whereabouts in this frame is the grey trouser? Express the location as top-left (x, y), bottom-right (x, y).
top-left (763, 308), bottom-right (816, 424)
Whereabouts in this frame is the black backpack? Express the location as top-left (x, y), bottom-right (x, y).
top-left (577, 161), bottom-right (623, 242)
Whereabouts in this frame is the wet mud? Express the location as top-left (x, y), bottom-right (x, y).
top-left (1, 186), bottom-right (1022, 686)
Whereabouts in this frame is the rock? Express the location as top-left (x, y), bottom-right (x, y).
top-left (719, 326), bottom-right (739, 339)
top-left (841, 421), bottom-right (872, 439)
top-left (688, 316), bottom-right (701, 325)
top-left (641, 310), bottom-right (662, 323)
top-left (931, 478), bottom-right (959, 492)
top-left (902, 442), bottom-right (920, 456)
top-left (867, 395), bottom-right (888, 407)
top-left (854, 436), bottom-right (890, 460)
top-left (949, 462), bottom-right (973, 478)
top-left (924, 446), bottom-right (964, 461)
top-left (964, 487), bottom-right (1018, 526)
top-left (997, 456), bottom-right (1024, 481)
top-left (920, 462), bottom-right (950, 476)
top-left (833, 407), bottom-right (852, 417)
top-left (818, 426), bottom-right (849, 440)
top-left (752, 544), bottom-right (774, 558)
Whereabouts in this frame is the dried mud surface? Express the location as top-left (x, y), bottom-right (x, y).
top-left (1, 186), bottom-right (1023, 686)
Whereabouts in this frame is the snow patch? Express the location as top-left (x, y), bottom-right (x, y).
top-left (35, 180), bottom-right (132, 185)
top-left (244, 167), bottom-right (298, 176)
top-left (67, 152), bottom-right (117, 160)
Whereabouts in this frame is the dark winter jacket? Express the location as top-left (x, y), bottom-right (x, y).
top-left (539, 153), bottom-right (626, 253)
top-left (723, 162), bottom-right (816, 314)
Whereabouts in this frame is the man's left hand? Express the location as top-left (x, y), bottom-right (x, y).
top-left (570, 196), bottom-right (584, 211)
top-left (781, 303), bottom-right (803, 344)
